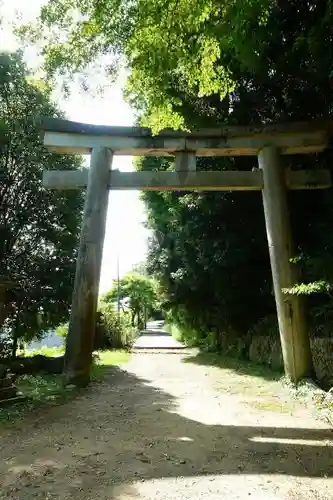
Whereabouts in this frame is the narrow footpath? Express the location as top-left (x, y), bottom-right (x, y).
top-left (132, 320), bottom-right (186, 351)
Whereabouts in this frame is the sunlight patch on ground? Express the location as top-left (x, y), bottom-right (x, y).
top-left (250, 436), bottom-right (333, 446)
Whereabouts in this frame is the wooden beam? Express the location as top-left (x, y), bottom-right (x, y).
top-left (258, 146), bottom-right (313, 383)
top-left (43, 129), bottom-right (327, 156)
top-left (44, 130), bottom-right (186, 156)
top-left (41, 116), bottom-right (333, 138)
top-left (43, 168), bottom-right (331, 191)
top-left (63, 147), bottom-right (112, 387)
top-left (111, 171), bottom-right (264, 191)
top-left (44, 169), bottom-right (89, 189)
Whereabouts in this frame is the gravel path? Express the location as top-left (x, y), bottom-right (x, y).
top-left (132, 328), bottom-right (185, 350)
top-left (0, 351), bottom-right (332, 499)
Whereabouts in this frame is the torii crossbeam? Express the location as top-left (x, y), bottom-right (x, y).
top-left (41, 117), bottom-right (333, 387)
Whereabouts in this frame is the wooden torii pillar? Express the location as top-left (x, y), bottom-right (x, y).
top-left (41, 118), bottom-right (331, 386)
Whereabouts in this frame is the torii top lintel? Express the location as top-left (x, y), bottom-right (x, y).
top-left (40, 117), bottom-right (333, 157)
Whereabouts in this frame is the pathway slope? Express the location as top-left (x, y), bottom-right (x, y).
top-left (132, 321), bottom-right (186, 351)
top-left (0, 349), bottom-right (332, 499)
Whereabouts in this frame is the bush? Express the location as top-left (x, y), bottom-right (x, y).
top-left (54, 303), bottom-right (138, 352)
top-left (164, 307), bottom-right (206, 347)
top-left (95, 302), bottom-right (137, 350)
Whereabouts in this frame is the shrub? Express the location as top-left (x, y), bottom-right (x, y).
top-left (95, 302), bottom-right (137, 350)
top-left (55, 303), bottom-right (137, 352)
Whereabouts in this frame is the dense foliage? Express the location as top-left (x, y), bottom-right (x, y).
top-left (23, 1), bottom-right (333, 351)
top-left (0, 51), bottom-right (83, 357)
top-left (139, 0), bottom-right (333, 346)
top-left (95, 302), bottom-right (137, 349)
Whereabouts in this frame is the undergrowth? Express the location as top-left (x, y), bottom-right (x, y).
top-left (0, 349), bottom-right (130, 427)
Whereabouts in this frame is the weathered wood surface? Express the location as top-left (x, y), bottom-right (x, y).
top-left (41, 117), bottom-right (329, 156)
top-left (63, 147), bottom-right (112, 387)
top-left (175, 152), bottom-right (196, 171)
top-left (40, 116), bottom-right (333, 138)
top-left (43, 168), bottom-right (331, 191)
top-left (258, 146), bottom-right (313, 382)
top-left (43, 130), bottom-right (327, 156)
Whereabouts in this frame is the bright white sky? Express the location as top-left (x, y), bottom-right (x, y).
top-left (0, 0), bottom-right (150, 295)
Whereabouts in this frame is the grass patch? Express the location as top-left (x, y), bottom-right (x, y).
top-left (0, 373), bottom-right (74, 428)
top-left (92, 349), bottom-right (131, 380)
top-left (23, 346), bottom-right (65, 357)
top-left (0, 349), bottom-right (131, 428)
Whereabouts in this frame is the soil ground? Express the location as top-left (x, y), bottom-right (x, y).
top-left (0, 331), bottom-right (333, 499)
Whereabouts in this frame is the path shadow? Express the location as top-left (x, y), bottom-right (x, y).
top-left (184, 351), bottom-right (281, 381)
top-left (1, 364), bottom-right (332, 499)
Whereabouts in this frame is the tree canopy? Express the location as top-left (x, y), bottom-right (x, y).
top-left (22, 1), bottom-right (333, 129)
top-left (102, 272), bottom-right (160, 329)
top-left (22, 0), bottom-right (276, 129)
top-left (0, 51), bottom-right (83, 353)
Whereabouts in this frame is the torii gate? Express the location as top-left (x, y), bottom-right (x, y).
top-left (41, 117), bottom-right (332, 387)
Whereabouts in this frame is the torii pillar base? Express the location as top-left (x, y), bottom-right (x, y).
top-left (258, 146), bottom-right (313, 383)
top-left (63, 147), bottom-right (113, 387)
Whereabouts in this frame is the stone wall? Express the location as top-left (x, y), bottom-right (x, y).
top-left (249, 335), bottom-right (333, 388)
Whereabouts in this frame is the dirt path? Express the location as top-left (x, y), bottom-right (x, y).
top-left (0, 351), bottom-right (332, 500)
